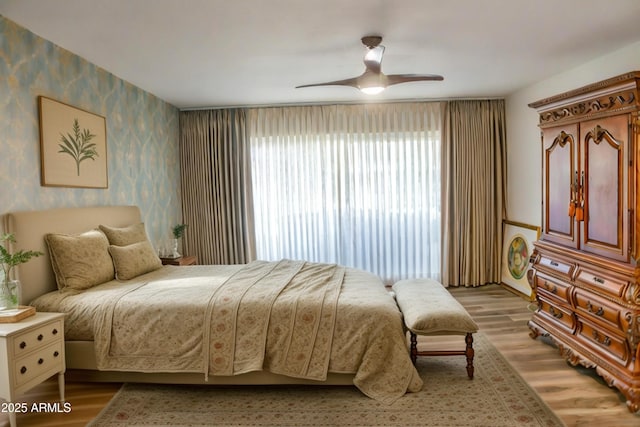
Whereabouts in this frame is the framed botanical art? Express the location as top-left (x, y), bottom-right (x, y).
top-left (38, 96), bottom-right (108, 188)
top-left (501, 220), bottom-right (540, 299)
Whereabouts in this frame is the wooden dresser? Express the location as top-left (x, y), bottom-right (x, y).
top-left (528, 72), bottom-right (640, 413)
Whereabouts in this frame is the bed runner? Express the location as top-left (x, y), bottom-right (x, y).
top-left (94, 260), bottom-right (344, 382)
top-left (205, 259), bottom-right (344, 380)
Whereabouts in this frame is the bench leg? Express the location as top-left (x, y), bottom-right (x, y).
top-left (408, 331), bottom-right (475, 379)
top-left (464, 332), bottom-right (475, 379)
top-left (410, 332), bottom-right (418, 365)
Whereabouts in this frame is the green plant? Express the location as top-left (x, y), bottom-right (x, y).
top-left (0, 234), bottom-right (43, 305)
top-left (172, 224), bottom-right (188, 239)
top-left (58, 118), bottom-right (98, 176)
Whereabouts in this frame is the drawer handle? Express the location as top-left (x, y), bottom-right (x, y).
top-left (592, 331), bottom-right (611, 347)
top-left (550, 261), bottom-right (559, 267)
top-left (586, 301), bottom-right (605, 316)
top-left (592, 276), bottom-right (605, 285)
top-left (37, 334), bottom-right (43, 341)
top-left (53, 351), bottom-right (59, 358)
top-left (549, 307), bottom-right (563, 319)
top-left (38, 358), bottom-right (44, 365)
top-left (52, 328), bottom-right (58, 335)
top-left (20, 341), bottom-right (26, 349)
top-left (544, 281), bottom-right (557, 294)
top-left (20, 366), bottom-right (27, 374)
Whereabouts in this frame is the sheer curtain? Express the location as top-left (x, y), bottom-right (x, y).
top-left (248, 102), bottom-right (443, 283)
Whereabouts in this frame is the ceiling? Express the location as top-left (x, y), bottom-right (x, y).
top-left (2, 0), bottom-right (640, 109)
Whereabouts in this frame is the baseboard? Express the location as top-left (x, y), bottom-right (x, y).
top-left (498, 282), bottom-right (535, 301)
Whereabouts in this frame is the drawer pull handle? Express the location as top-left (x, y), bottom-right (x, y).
top-left (544, 281), bottom-right (557, 294)
top-left (592, 331), bottom-right (611, 347)
top-left (20, 341), bottom-right (26, 349)
top-left (38, 358), bottom-right (44, 365)
top-left (20, 366), bottom-right (27, 374)
top-left (549, 307), bottom-right (563, 319)
top-left (593, 276), bottom-right (605, 284)
top-left (53, 351), bottom-right (59, 358)
top-left (52, 328), bottom-right (58, 335)
top-left (37, 334), bottom-right (43, 341)
top-left (550, 261), bottom-right (559, 267)
top-left (586, 301), bottom-right (605, 316)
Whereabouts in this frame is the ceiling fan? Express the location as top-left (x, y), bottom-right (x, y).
top-left (296, 36), bottom-right (443, 95)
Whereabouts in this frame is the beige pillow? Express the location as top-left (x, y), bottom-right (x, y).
top-left (46, 230), bottom-right (115, 291)
top-left (99, 223), bottom-right (149, 246)
top-left (108, 241), bottom-right (162, 281)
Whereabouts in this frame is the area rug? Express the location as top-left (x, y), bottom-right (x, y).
top-left (88, 333), bottom-right (564, 426)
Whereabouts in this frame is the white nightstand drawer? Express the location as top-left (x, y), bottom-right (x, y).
top-left (12, 319), bottom-right (63, 357)
top-left (13, 341), bottom-right (64, 389)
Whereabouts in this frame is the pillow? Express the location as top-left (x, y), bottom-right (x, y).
top-left (45, 230), bottom-right (115, 291)
top-left (108, 241), bottom-right (163, 281)
top-left (99, 222), bottom-right (149, 246)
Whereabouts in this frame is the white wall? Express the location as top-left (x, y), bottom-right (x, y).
top-left (504, 40), bottom-right (640, 296)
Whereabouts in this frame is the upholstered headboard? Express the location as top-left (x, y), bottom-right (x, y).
top-left (3, 205), bottom-right (142, 304)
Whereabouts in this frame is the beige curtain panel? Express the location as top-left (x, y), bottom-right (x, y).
top-left (441, 99), bottom-right (507, 287)
top-left (179, 109), bottom-right (255, 265)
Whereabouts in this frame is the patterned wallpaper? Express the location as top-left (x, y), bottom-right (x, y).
top-left (0, 15), bottom-right (181, 247)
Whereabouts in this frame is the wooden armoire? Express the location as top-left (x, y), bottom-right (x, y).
top-left (528, 72), bottom-right (640, 413)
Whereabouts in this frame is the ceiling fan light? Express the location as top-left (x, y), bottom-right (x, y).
top-left (364, 49), bottom-right (378, 62)
top-left (360, 86), bottom-right (385, 95)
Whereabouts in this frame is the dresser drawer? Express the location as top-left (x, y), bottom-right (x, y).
top-left (574, 289), bottom-right (624, 331)
top-left (11, 319), bottom-right (63, 357)
top-left (576, 317), bottom-right (628, 365)
top-left (574, 267), bottom-right (626, 298)
top-left (13, 341), bottom-right (64, 389)
top-left (535, 255), bottom-right (575, 280)
top-left (536, 296), bottom-right (575, 332)
top-left (535, 273), bottom-right (572, 303)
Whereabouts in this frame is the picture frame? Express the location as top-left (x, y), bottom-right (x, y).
top-left (38, 96), bottom-right (108, 188)
top-left (501, 220), bottom-right (541, 298)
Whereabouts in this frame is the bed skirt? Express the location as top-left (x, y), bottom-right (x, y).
top-left (65, 341), bottom-right (355, 385)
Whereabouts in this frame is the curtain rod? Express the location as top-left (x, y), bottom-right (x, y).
top-left (179, 96), bottom-right (504, 112)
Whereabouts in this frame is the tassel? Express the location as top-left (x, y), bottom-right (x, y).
top-left (568, 202), bottom-right (575, 217)
top-left (575, 206), bottom-right (584, 221)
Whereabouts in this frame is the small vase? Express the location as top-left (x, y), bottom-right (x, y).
top-left (171, 238), bottom-right (181, 258)
top-left (0, 279), bottom-right (21, 310)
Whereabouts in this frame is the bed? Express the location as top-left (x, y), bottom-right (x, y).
top-left (3, 205), bottom-right (422, 403)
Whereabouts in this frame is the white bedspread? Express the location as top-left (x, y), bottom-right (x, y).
top-left (31, 261), bottom-right (422, 402)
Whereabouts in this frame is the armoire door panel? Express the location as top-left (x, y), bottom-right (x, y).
top-left (542, 125), bottom-right (578, 248)
top-left (580, 115), bottom-right (629, 262)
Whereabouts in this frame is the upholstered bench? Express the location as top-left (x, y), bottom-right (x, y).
top-left (392, 279), bottom-right (479, 379)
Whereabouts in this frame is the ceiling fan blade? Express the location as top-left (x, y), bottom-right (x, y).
top-left (295, 77), bottom-right (360, 89)
top-left (363, 45), bottom-right (384, 73)
top-left (386, 74), bottom-right (444, 86)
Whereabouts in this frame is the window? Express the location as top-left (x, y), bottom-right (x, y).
top-left (249, 103), bottom-right (442, 283)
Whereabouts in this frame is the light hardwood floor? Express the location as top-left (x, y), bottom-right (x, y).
top-left (1, 284), bottom-right (638, 426)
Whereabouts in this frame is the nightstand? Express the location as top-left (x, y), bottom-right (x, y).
top-left (0, 312), bottom-right (65, 427)
top-left (160, 255), bottom-right (197, 266)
